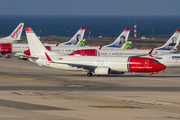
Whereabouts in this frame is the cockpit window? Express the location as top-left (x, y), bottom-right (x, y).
top-left (156, 57), bottom-right (162, 59)
top-left (153, 61), bottom-right (160, 64)
top-left (18, 51), bottom-right (23, 53)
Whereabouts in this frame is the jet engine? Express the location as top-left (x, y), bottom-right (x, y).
top-left (94, 66), bottom-right (111, 75)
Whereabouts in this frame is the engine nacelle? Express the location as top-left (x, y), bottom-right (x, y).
top-left (94, 66), bottom-right (111, 75)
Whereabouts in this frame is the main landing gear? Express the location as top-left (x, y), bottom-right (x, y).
top-left (87, 72), bottom-right (92, 77)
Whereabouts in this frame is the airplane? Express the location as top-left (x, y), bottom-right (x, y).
top-left (0, 23), bottom-right (24, 43)
top-left (0, 26), bottom-right (86, 56)
top-left (25, 27), bottom-right (166, 77)
top-left (67, 28), bottom-right (180, 58)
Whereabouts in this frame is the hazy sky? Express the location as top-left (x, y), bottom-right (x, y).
top-left (1, 0), bottom-right (180, 16)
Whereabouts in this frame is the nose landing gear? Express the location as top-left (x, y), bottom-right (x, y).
top-left (149, 72), bottom-right (157, 77)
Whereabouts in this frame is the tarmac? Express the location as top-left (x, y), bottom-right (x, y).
top-left (0, 57), bottom-right (180, 120)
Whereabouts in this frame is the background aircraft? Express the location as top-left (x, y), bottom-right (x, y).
top-left (12, 27), bottom-right (131, 59)
top-left (102, 27), bottom-right (130, 48)
top-left (56, 26), bottom-right (86, 46)
top-left (67, 28), bottom-right (180, 58)
top-left (0, 23), bottom-right (24, 43)
top-left (0, 26), bottom-right (86, 56)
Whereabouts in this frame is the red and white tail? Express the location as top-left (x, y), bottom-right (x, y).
top-left (2, 23), bottom-right (24, 41)
top-left (25, 27), bottom-right (58, 56)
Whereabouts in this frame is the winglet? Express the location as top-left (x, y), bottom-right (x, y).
top-left (97, 51), bottom-right (101, 56)
top-left (99, 46), bottom-right (102, 49)
top-left (56, 43), bottom-right (59, 46)
top-left (45, 52), bottom-right (52, 62)
top-left (148, 48), bottom-right (154, 57)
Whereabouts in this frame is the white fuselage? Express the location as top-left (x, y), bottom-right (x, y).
top-left (156, 54), bottom-right (180, 67)
top-left (0, 39), bottom-right (16, 43)
top-left (14, 44), bottom-right (176, 59)
top-left (96, 49), bottom-right (175, 58)
top-left (10, 43), bottom-right (123, 54)
top-left (49, 47), bottom-right (174, 58)
top-left (7, 43), bottom-right (57, 53)
top-left (30, 56), bottom-right (129, 72)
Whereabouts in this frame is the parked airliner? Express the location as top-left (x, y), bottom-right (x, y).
top-left (68, 28), bottom-right (180, 58)
top-left (25, 27), bottom-right (166, 77)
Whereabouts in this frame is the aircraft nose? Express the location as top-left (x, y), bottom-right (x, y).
top-left (159, 63), bottom-right (166, 71)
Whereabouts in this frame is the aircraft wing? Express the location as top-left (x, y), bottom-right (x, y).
top-left (27, 56), bottom-right (39, 59)
top-left (44, 52), bottom-right (97, 70)
top-left (15, 53), bottom-right (39, 59)
top-left (134, 48), bottom-right (154, 57)
top-left (59, 62), bottom-right (97, 70)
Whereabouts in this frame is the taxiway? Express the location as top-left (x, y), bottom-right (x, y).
top-left (0, 57), bottom-right (180, 120)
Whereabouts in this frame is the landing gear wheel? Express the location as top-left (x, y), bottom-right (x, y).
top-left (6, 54), bottom-right (11, 59)
top-left (87, 73), bottom-right (92, 77)
top-left (149, 74), bottom-right (152, 77)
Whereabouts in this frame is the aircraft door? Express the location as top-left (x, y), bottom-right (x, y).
top-left (81, 50), bottom-right (85, 56)
top-left (46, 59), bottom-right (50, 65)
top-left (167, 56), bottom-right (171, 63)
top-left (97, 60), bottom-right (104, 65)
top-left (145, 59), bottom-right (149, 71)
